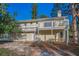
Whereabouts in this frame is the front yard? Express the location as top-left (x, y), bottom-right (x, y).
top-left (0, 41), bottom-right (78, 56)
top-left (0, 48), bottom-right (17, 56)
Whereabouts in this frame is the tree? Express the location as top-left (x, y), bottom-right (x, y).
top-left (50, 3), bottom-right (72, 17)
top-left (51, 3), bottom-right (79, 44)
top-left (32, 3), bottom-right (37, 19)
top-left (77, 16), bottom-right (79, 43)
top-left (50, 3), bottom-right (61, 17)
top-left (39, 14), bottom-right (48, 18)
top-left (71, 4), bottom-right (79, 44)
top-left (0, 4), bottom-right (16, 34)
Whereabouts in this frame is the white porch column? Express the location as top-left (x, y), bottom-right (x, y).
top-left (56, 33), bottom-right (59, 42)
top-left (34, 31), bottom-right (36, 41)
top-left (64, 29), bottom-right (69, 45)
top-left (66, 29), bottom-right (69, 45)
top-left (63, 30), bottom-right (66, 43)
top-left (66, 20), bottom-right (69, 45)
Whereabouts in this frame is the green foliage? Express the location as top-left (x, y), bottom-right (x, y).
top-left (51, 3), bottom-right (60, 17)
top-left (0, 3), bottom-right (16, 33)
top-left (39, 14), bottom-right (48, 18)
top-left (50, 3), bottom-right (72, 17)
top-left (0, 13), bottom-right (16, 33)
top-left (0, 48), bottom-right (17, 56)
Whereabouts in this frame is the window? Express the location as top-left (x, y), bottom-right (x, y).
top-left (44, 22), bottom-right (52, 27)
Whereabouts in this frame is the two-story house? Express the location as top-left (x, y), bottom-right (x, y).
top-left (16, 10), bottom-right (69, 45)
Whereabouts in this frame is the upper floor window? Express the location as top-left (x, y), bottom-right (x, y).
top-left (44, 22), bottom-right (52, 27)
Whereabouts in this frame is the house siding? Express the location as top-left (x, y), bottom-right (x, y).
top-left (15, 17), bottom-right (69, 44)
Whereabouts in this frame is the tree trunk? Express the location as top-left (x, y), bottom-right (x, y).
top-left (32, 3), bottom-right (37, 19)
top-left (72, 15), bottom-right (78, 44)
top-left (72, 4), bottom-right (78, 44)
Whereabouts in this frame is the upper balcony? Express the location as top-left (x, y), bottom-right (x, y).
top-left (38, 20), bottom-right (69, 30)
top-left (18, 19), bottom-right (69, 32)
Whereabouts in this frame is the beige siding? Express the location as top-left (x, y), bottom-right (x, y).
top-left (26, 33), bottom-right (35, 41)
top-left (46, 35), bottom-right (55, 41)
top-left (16, 33), bottom-right (35, 41)
top-left (38, 34), bottom-right (59, 42)
top-left (38, 35), bottom-right (45, 41)
top-left (17, 18), bottom-right (69, 43)
top-left (38, 21), bottom-right (44, 28)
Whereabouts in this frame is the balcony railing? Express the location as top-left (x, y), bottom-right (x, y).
top-left (53, 20), bottom-right (68, 27)
top-left (21, 27), bottom-right (36, 32)
top-left (19, 20), bottom-right (69, 32)
top-left (39, 20), bottom-right (68, 29)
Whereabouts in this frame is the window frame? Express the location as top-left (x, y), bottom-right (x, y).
top-left (44, 21), bottom-right (52, 27)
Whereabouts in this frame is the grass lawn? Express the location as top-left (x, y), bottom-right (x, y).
top-left (0, 48), bottom-right (17, 56)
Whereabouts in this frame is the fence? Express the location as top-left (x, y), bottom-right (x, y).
top-left (0, 33), bottom-right (12, 41)
top-left (0, 33), bottom-right (17, 41)
top-left (0, 33), bottom-right (31, 42)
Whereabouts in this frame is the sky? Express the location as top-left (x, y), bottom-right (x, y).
top-left (7, 3), bottom-right (72, 24)
top-left (7, 3), bottom-right (53, 20)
